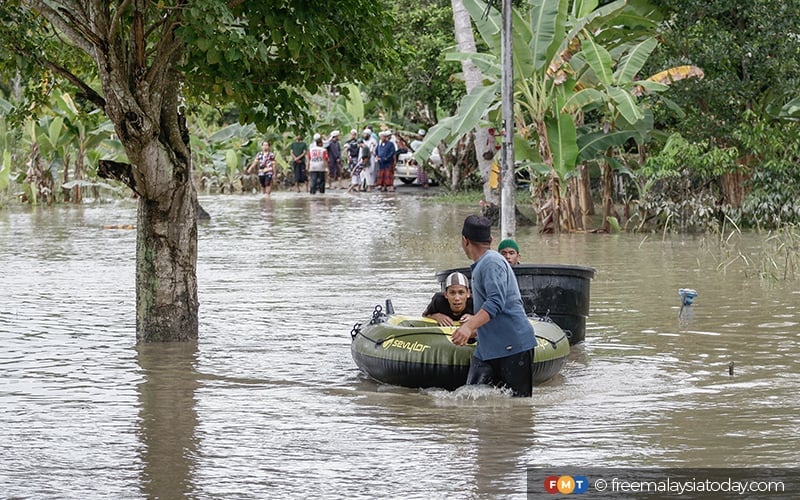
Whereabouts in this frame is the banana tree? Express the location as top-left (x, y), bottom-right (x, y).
top-left (48, 90), bottom-right (118, 202)
top-left (417, 0), bottom-right (663, 231)
top-left (564, 34), bottom-right (704, 231)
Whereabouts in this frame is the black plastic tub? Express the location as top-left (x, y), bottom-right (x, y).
top-left (436, 264), bottom-right (595, 345)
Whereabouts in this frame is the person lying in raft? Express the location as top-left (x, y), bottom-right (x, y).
top-left (422, 272), bottom-right (474, 327)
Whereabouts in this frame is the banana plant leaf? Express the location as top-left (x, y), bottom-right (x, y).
top-left (613, 37), bottom-right (658, 83)
top-left (462, 0), bottom-right (536, 79)
top-left (576, 130), bottom-right (638, 163)
top-left (529, 0), bottom-right (567, 73)
top-left (579, 36), bottom-right (614, 86)
top-left (608, 86), bottom-right (643, 125)
top-left (413, 82), bottom-right (499, 162)
top-left (546, 112), bottom-right (578, 180)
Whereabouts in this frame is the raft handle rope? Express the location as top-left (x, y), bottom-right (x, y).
top-left (350, 323), bottom-right (362, 340)
top-left (534, 333), bottom-right (565, 349)
top-left (369, 304), bottom-right (387, 325)
top-left (529, 310), bottom-right (570, 346)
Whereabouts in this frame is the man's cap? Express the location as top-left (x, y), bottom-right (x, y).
top-left (498, 238), bottom-right (520, 253)
top-left (330, 130), bottom-right (340, 138)
top-left (363, 128), bottom-right (371, 135)
top-left (313, 133), bottom-right (321, 141)
top-left (418, 129), bottom-right (426, 136)
top-left (445, 272), bottom-right (470, 289)
top-left (461, 215), bottom-right (492, 243)
top-left (350, 129), bottom-right (358, 135)
top-left (379, 130), bottom-right (390, 137)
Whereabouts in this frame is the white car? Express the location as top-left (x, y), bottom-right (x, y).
top-left (394, 153), bottom-right (418, 184)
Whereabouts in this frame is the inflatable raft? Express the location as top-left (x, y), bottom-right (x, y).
top-left (350, 305), bottom-right (570, 391)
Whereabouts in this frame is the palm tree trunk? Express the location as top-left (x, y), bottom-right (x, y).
top-left (452, 0), bottom-right (497, 205)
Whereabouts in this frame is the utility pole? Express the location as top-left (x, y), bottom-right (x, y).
top-left (500, 0), bottom-right (515, 239)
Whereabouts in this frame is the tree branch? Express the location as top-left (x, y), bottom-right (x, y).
top-left (98, 159), bottom-right (140, 196)
top-left (22, 0), bottom-right (94, 54)
top-left (41, 59), bottom-right (106, 109)
top-left (108, 0), bottom-right (133, 44)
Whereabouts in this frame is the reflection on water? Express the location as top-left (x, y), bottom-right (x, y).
top-left (1, 192), bottom-right (799, 498)
top-left (137, 342), bottom-right (199, 499)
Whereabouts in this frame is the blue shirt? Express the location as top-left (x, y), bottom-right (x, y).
top-left (375, 140), bottom-right (396, 169)
top-left (470, 250), bottom-right (536, 360)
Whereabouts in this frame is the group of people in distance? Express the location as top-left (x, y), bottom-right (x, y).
top-left (422, 216), bottom-right (534, 397)
top-left (248, 127), bottom-right (427, 196)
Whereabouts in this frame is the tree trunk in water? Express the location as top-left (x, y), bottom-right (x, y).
top-left (135, 178), bottom-right (198, 343)
top-left (533, 120), bottom-right (562, 233)
top-left (98, 89), bottom-right (199, 342)
top-left (452, 0), bottom-right (497, 205)
top-left (577, 164), bottom-right (593, 229)
top-left (568, 177), bottom-right (583, 231)
top-left (74, 142), bottom-right (85, 204)
top-left (600, 162), bottom-right (614, 232)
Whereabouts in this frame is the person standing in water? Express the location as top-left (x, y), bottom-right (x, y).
top-left (247, 140), bottom-right (275, 196)
top-left (451, 215), bottom-right (537, 397)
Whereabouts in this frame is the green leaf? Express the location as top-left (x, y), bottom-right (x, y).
top-left (634, 80), bottom-right (670, 94)
top-left (529, 162), bottom-right (552, 175)
top-left (48, 116), bottom-right (65, 152)
top-left (463, 0), bottom-right (501, 52)
top-left (546, 112), bottom-right (578, 179)
top-left (563, 88), bottom-right (606, 112)
top-left (580, 36), bottom-right (614, 86)
top-left (606, 216), bottom-right (621, 233)
top-left (206, 47), bottom-right (220, 65)
top-left (608, 86), bottom-right (643, 124)
top-left (446, 52), bottom-right (501, 78)
top-left (572, 0), bottom-right (599, 18)
top-left (514, 135), bottom-right (541, 163)
top-left (659, 95), bottom-right (686, 119)
top-left (225, 149), bottom-right (239, 174)
top-left (779, 96), bottom-right (800, 119)
top-left (613, 37), bottom-right (658, 83)
top-left (577, 130), bottom-right (637, 162)
top-left (0, 150), bottom-right (10, 191)
top-left (413, 116), bottom-right (456, 162)
top-left (343, 83), bottom-right (364, 123)
top-left (414, 83), bottom-right (499, 162)
top-left (462, 0), bottom-right (534, 79)
top-left (443, 83), bottom-right (499, 151)
top-left (530, 0), bottom-right (567, 72)
top-left (560, 0), bottom-right (627, 57)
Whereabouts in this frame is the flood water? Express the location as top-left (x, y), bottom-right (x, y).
top-left (1, 190), bottom-right (799, 498)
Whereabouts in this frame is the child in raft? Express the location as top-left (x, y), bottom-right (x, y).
top-left (422, 271), bottom-right (474, 327)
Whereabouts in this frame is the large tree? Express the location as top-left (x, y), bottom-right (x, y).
top-left (0, 1), bottom-right (392, 342)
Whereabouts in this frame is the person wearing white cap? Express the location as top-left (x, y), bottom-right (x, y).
top-left (344, 130), bottom-right (361, 188)
top-left (422, 272), bottom-right (474, 327)
top-left (326, 130), bottom-right (343, 189)
top-left (308, 133), bottom-right (328, 194)
top-left (362, 127), bottom-right (378, 191)
top-left (375, 129), bottom-right (396, 191)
